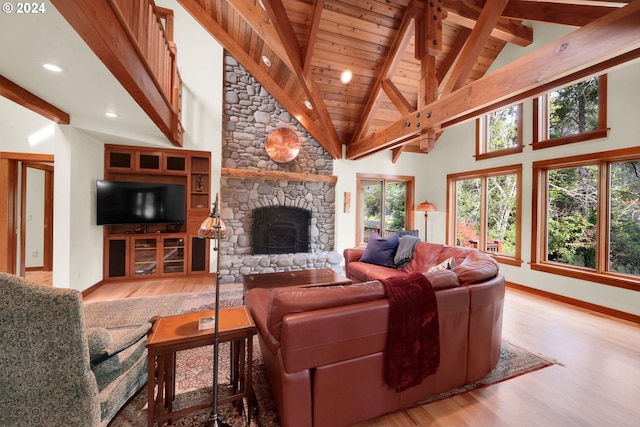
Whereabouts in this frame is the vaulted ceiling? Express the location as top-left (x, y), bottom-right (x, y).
top-left (177, 0), bottom-right (638, 161)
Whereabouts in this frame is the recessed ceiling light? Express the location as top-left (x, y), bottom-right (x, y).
top-left (43, 63), bottom-right (63, 73)
top-left (105, 112), bottom-right (119, 118)
top-left (340, 69), bottom-right (353, 84)
top-left (261, 55), bottom-right (272, 67)
top-left (304, 100), bottom-right (313, 110)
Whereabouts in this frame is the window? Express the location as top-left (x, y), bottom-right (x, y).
top-left (532, 147), bottom-right (640, 290)
top-left (356, 174), bottom-right (415, 245)
top-left (476, 104), bottom-right (523, 160)
top-left (447, 165), bottom-right (522, 266)
top-left (533, 75), bottom-right (608, 149)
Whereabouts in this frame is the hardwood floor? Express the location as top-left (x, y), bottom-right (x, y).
top-left (30, 273), bottom-right (640, 426)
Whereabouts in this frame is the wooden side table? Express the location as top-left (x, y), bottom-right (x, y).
top-left (146, 306), bottom-right (256, 427)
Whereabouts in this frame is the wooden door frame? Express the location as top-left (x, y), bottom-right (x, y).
top-left (20, 161), bottom-right (54, 276)
top-left (0, 152), bottom-right (54, 275)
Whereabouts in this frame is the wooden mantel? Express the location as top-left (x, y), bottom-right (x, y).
top-left (221, 168), bottom-right (337, 184)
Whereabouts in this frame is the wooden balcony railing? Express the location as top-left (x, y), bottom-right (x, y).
top-left (52, 0), bottom-right (183, 146)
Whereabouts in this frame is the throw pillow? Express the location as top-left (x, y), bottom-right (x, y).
top-left (360, 232), bottom-right (399, 267)
top-left (427, 256), bottom-right (456, 272)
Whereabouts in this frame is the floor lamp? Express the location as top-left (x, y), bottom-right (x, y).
top-left (416, 200), bottom-right (436, 242)
top-left (198, 193), bottom-right (231, 427)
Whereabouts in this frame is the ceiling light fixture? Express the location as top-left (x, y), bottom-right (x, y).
top-left (261, 55), bottom-right (272, 67)
top-left (43, 63), bottom-right (63, 73)
top-left (304, 100), bottom-right (313, 110)
top-left (105, 112), bottom-right (119, 118)
top-left (258, 0), bottom-right (266, 11)
top-left (340, 69), bottom-right (353, 84)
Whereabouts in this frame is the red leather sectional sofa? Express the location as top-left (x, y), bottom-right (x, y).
top-left (245, 242), bottom-right (504, 427)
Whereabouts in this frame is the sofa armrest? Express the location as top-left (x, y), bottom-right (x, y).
top-left (343, 247), bottom-right (365, 268)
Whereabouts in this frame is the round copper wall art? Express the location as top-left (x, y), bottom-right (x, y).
top-left (265, 127), bottom-right (300, 163)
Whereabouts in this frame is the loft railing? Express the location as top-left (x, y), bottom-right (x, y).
top-left (51, 0), bottom-right (183, 146)
top-left (111, 0), bottom-right (183, 144)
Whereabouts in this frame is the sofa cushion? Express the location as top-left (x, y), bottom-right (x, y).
top-left (267, 281), bottom-right (386, 340)
top-left (360, 232), bottom-right (399, 267)
top-left (348, 261), bottom-right (410, 283)
top-left (400, 242), bottom-right (444, 273)
top-left (453, 251), bottom-right (499, 285)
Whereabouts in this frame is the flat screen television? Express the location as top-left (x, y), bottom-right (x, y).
top-left (96, 180), bottom-right (186, 226)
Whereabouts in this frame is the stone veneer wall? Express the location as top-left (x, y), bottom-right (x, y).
top-left (219, 53), bottom-right (343, 283)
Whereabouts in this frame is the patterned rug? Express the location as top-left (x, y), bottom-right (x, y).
top-left (110, 287), bottom-right (553, 427)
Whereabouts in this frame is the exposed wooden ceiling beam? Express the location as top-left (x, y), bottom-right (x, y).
top-left (381, 79), bottom-right (413, 115)
top-left (302, 0), bottom-right (324, 76)
top-left (437, 27), bottom-right (471, 91)
top-left (225, 0), bottom-right (294, 70)
top-left (349, 6), bottom-right (417, 144)
top-left (501, 1), bottom-right (617, 26)
top-left (444, 2), bottom-right (533, 47)
top-left (52, 0), bottom-right (180, 145)
top-left (177, 0), bottom-right (338, 157)
top-left (258, 0), bottom-right (342, 158)
top-left (346, 1), bottom-right (640, 159)
top-left (0, 75), bottom-right (70, 124)
top-left (444, 0), bottom-right (509, 94)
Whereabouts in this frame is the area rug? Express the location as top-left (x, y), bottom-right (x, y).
top-left (110, 289), bottom-right (553, 427)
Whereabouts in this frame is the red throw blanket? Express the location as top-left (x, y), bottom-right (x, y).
top-left (380, 272), bottom-right (440, 391)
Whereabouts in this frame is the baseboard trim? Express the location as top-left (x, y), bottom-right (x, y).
top-left (506, 281), bottom-right (640, 325)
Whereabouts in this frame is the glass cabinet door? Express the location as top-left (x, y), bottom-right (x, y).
top-left (133, 237), bottom-right (158, 276)
top-left (162, 237), bottom-right (185, 274)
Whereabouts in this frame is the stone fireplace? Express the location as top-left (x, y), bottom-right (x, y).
top-left (218, 53), bottom-right (343, 283)
top-left (252, 206), bottom-right (311, 255)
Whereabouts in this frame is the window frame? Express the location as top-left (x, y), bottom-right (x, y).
top-left (475, 103), bottom-right (524, 160)
top-left (533, 74), bottom-right (608, 150)
top-left (355, 173), bottom-right (415, 247)
top-left (531, 146), bottom-right (640, 291)
top-left (446, 165), bottom-right (522, 266)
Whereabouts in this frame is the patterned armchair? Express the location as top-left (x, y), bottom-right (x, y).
top-left (0, 273), bottom-right (183, 426)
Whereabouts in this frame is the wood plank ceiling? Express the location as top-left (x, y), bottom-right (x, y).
top-left (177, 0), bottom-right (633, 161)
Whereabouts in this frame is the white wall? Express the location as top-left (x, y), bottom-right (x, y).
top-left (161, 0), bottom-right (224, 271)
top-left (333, 149), bottom-right (443, 251)
top-left (53, 126), bottom-right (104, 290)
top-left (410, 22), bottom-right (640, 316)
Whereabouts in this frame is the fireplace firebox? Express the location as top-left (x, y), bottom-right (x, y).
top-left (252, 206), bottom-right (311, 255)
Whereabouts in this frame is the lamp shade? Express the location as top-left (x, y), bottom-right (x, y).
top-left (198, 214), bottom-right (227, 239)
top-left (416, 201), bottom-right (437, 212)
top-left (198, 193), bottom-right (227, 239)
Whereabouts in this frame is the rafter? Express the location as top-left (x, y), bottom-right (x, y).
top-left (346, 1), bottom-right (640, 159)
top-left (349, 5), bottom-right (418, 144)
top-left (257, 0), bottom-right (342, 157)
top-left (444, 1), bottom-right (533, 47)
top-left (302, 0), bottom-right (324, 76)
top-left (177, 0), bottom-right (339, 158)
top-left (501, 1), bottom-right (619, 27)
top-left (0, 75), bottom-right (70, 124)
top-left (444, 0), bottom-right (509, 94)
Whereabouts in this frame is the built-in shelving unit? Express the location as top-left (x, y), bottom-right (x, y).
top-left (102, 144), bottom-right (210, 281)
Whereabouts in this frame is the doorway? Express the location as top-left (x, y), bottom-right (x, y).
top-left (0, 153), bottom-right (54, 282)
